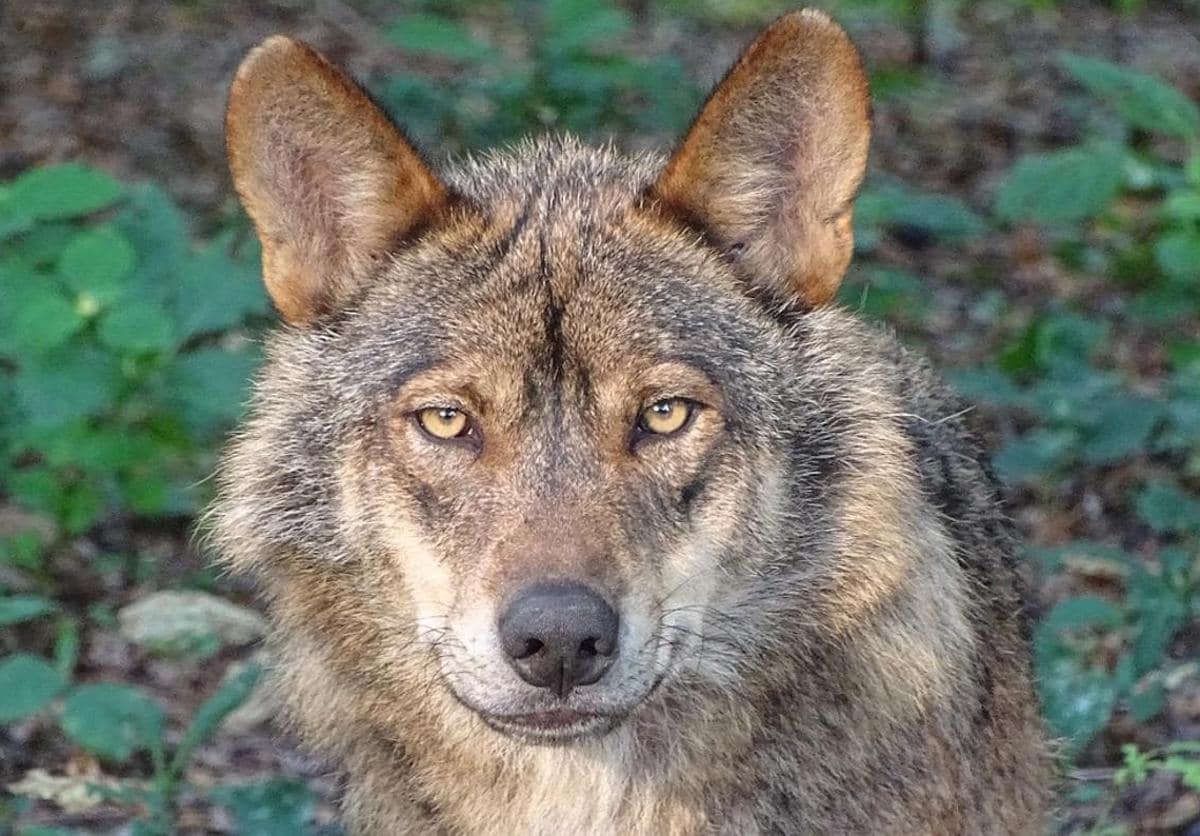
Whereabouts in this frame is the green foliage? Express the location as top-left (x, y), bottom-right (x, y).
top-left (1116, 742), bottom-right (1200, 790)
top-left (0, 169), bottom-right (267, 550)
top-left (61, 683), bottom-right (165, 762)
top-left (1, 160), bottom-right (275, 832)
top-left (1032, 544), bottom-right (1199, 752)
top-left (856, 178), bottom-right (987, 250)
top-left (992, 55), bottom-right (1200, 323)
top-left (376, 0), bottom-right (698, 152)
top-left (2, 163), bottom-right (123, 227)
top-left (3, 657), bottom-right (263, 833)
top-left (1059, 53), bottom-right (1200, 141)
top-left (0, 654), bottom-right (67, 723)
top-left (979, 57), bottom-right (1200, 504)
top-left (211, 778), bottom-right (324, 835)
top-left (0, 594), bottom-right (57, 626)
top-left (1082, 743), bottom-right (1200, 832)
top-left (995, 142), bottom-right (1126, 225)
top-left (170, 662), bottom-right (261, 774)
top-left (957, 53), bottom-right (1200, 768)
top-left (1136, 481), bottom-right (1200, 536)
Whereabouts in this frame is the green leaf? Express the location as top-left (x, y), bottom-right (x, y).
top-left (995, 143), bottom-right (1125, 225)
top-left (0, 189), bottom-right (32, 239)
top-left (13, 223), bottom-right (78, 268)
top-left (1116, 743), bottom-right (1152, 786)
top-left (1039, 595), bottom-right (1124, 635)
top-left (856, 180), bottom-right (987, 243)
top-left (171, 232), bottom-right (269, 339)
top-left (171, 663), bottom-right (262, 774)
top-left (1154, 229), bottom-right (1200, 284)
top-left (1128, 285), bottom-right (1200, 325)
top-left (1036, 655), bottom-right (1117, 753)
top-left (0, 653), bottom-right (67, 722)
top-left (839, 267), bottom-right (930, 323)
top-left (97, 301), bottom-right (177, 354)
top-left (166, 347), bottom-right (260, 439)
top-left (386, 15), bottom-right (495, 62)
top-left (2, 285), bottom-right (85, 353)
top-left (1059, 53), bottom-right (1200, 140)
top-left (61, 683), bottom-right (165, 762)
top-left (114, 183), bottom-right (188, 302)
top-left (1034, 311), bottom-right (1110, 374)
top-left (1166, 340), bottom-right (1200, 374)
top-left (993, 429), bottom-right (1075, 483)
top-left (1081, 395), bottom-right (1162, 465)
top-left (1136, 480), bottom-right (1200, 535)
top-left (949, 366), bottom-right (1025, 408)
top-left (7, 163), bottom-right (124, 222)
top-left (1127, 682), bottom-right (1166, 724)
top-left (59, 225), bottom-right (136, 306)
top-left (0, 531), bottom-right (45, 574)
top-left (1187, 154), bottom-right (1200, 186)
top-left (1130, 602), bottom-right (1183, 677)
top-left (1163, 190), bottom-right (1200, 223)
top-left (13, 345), bottom-right (122, 427)
top-left (1161, 756), bottom-right (1200, 791)
top-left (0, 595), bottom-right (57, 626)
top-left (1026, 370), bottom-right (1120, 423)
top-left (544, 0), bottom-right (631, 54)
top-left (211, 777), bottom-right (317, 836)
top-left (54, 616), bottom-right (81, 678)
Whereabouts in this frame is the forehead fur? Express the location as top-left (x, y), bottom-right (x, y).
top-left (327, 135), bottom-right (789, 407)
top-left (447, 135), bottom-right (661, 212)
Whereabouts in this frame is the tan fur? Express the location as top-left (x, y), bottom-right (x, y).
top-left (651, 10), bottom-right (870, 308)
top-left (214, 10), bottom-right (1050, 834)
top-left (226, 36), bottom-right (449, 323)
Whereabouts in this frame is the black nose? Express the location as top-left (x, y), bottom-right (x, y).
top-left (498, 583), bottom-right (619, 698)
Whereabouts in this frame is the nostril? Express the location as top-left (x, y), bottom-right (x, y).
top-left (577, 635), bottom-right (616, 658)
top-left (518, 638), bottom-right (544, 660)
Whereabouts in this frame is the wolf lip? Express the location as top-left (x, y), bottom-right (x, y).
top-left (481, 708), bottom-right (622, 741)
top-left (502, 709), bottom-right (598, 729)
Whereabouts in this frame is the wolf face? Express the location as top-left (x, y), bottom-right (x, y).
top-left (216, 12), bottom-right (871, 745)
top-left (329, 157), bottom-right (791, 740)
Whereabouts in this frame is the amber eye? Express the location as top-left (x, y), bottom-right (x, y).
top-left (638, 398), bottom-right (693, 436)
top-left (416, 407), bottom-right (471, 440)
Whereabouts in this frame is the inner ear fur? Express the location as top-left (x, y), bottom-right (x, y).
top-left (226, 36), bottom-right (449, 324)
top-left (649, 10), bottom-right (871, 309)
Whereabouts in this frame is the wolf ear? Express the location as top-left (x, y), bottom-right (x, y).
top-left (649, 10), bottom-right (870, 308)
top-left (226, 37), bottom-right (449, 324)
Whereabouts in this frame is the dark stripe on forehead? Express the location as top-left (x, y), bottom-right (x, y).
top-left (543, 290), bottom-right (565, 385)
top-left (493, 184), bottom-right (540, 261)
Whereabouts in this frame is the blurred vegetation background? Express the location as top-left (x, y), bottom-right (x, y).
top-left (1, 0), bottom-right (1199, 832)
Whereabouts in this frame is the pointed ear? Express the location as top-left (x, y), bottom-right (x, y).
top-left (226, 36), bottom-right (450, 324)
top-left (649, 10), bottom-right (870, 308)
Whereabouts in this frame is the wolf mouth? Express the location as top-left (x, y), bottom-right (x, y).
top-left (480, 709), bottom-right (623, 743)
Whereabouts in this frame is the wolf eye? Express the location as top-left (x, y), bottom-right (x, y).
top-left (416, 407), bottom-right (471, 440)
top-left (637, 398), bottom-right (693, 436)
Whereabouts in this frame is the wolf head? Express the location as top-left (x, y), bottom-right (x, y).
top-left (215, 11), bottom-right (874, 744)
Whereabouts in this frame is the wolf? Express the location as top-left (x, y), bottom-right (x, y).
top-left (213, 9), bottom-right (1049, 833)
